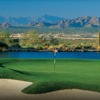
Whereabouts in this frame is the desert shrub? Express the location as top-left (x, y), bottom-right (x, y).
top-left (97, 46), bottom-right (100, 51)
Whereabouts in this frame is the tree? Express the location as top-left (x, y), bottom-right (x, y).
top-left (50, 38), bottom-right (59, 45)
top-left (0, 31), bottom-right (9, 43)
top-left (0, 42), bottom-right (8, 51)
top-left (19, 30), bottom-right (42, 48)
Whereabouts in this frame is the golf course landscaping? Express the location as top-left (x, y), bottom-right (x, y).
top-left (0, 58), bottom-right (100, 94)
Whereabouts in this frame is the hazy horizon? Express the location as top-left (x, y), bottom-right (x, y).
top-left (0, 0), bottom-right (100, 18)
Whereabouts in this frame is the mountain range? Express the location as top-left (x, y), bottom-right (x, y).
top-left (0, 15), bottom-right (100, 28)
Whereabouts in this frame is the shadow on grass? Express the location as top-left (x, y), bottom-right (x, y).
top-left (0, 63), bottom-right (5, 68)
top-left (0, 62), bottom-right (33, 76)
top-left (10, 68), bottom-right (33, 76)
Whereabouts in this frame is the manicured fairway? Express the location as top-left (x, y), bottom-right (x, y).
top-left (0, 59), bottom-right (100, 94)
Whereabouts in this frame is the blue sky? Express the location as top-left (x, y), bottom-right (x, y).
top-left (0, 0), bottom-right (100, 18)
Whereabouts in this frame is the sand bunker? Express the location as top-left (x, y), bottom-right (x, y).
top-left (0, 79), bottom-right (100, 100)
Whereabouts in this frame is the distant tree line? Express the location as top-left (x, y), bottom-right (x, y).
top-left (0, 30), bottom-right (100, 52)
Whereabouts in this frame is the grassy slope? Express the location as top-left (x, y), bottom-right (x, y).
top-left (0, 59), bottom-right (100, 94)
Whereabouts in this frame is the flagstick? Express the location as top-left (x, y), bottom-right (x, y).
top-left (53, 49), bottom-right (58, 71)
top-left (54, 52), bottom-right (56, 70)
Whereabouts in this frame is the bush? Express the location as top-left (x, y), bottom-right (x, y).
top-left (82, 45), bottom-right (92, 49)
top-left (75, 45), bottom-right (82, 49)
top-left (0, 42), bottom-right (8, 51)
top-left (97, 46), bottom-right (100, 51)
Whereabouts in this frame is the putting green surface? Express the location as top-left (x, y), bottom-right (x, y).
top-left (0, 59), bottom-right (100, 94)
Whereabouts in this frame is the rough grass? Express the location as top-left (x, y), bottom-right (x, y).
top-left (0, 58), bottom-right (100, 94)
top-left (22, 81), bottom-right (100, 94)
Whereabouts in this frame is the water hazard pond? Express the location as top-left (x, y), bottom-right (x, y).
top-left (0, 52), bottom-right (100, 59)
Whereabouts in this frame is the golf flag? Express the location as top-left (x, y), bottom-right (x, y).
top-left (53, 49), bottom-right (58, 55)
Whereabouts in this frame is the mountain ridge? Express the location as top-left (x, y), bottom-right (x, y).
top-left (0, 15), bottom-right (100, 28)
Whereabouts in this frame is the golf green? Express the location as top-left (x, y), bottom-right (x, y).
top-left (0, 59), bottom-right (100, 94)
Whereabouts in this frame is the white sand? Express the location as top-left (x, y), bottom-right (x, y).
top-left (0, 79), bottom-right (100, 100)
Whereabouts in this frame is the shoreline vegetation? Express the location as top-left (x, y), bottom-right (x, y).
top-left (0, 44), bottom-right (100, 52)
top-left (0, 30), bottom-right (100, 52)
top-left (7, 47), bottom-right (98, 52)
top-left (0, 47), bottom-right (98, 52)
top-left (2, 48), bottom-right (98, 52)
